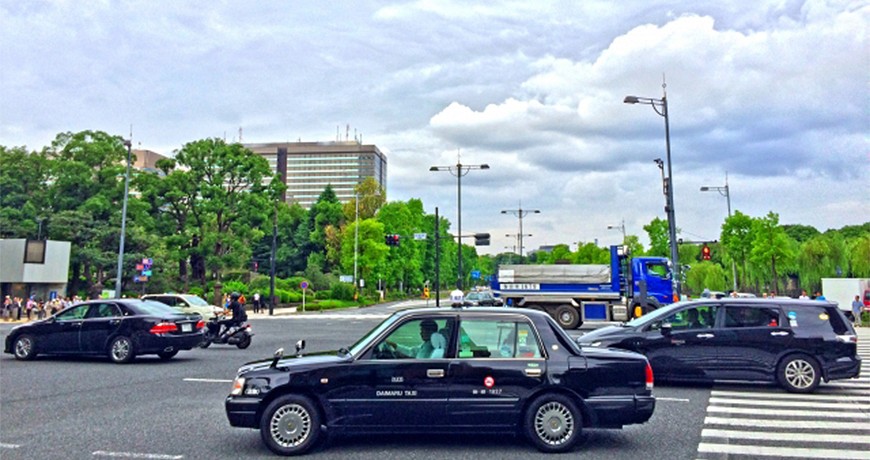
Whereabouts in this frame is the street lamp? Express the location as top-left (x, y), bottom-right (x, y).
top-left (701, 173), bottom-right (737, 292)
top-left (114, 139), bottom-right (133, 298)
top-left (501, 204), bottom-right (540, 260)
top-left (430, 159), bottom-right (489, 290)
top-left (607, 219), bottom-right (626, 243)
top-left (625, 86), bottom-right (681, 296)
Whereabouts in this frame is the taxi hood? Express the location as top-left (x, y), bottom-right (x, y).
top-left (238, 350), bottom-right (348, 375)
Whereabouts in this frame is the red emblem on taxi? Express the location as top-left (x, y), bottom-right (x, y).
top-left (484, 376), bottom-right (495, 388)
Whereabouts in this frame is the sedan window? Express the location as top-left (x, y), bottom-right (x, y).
top-left (86, 303), bottom-right (121, 318)
top-left (456, 319), bottom-right (542, 359)
top-left (56, 305), bottom-right (89, 321)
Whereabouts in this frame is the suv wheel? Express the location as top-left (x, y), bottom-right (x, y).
top-left (777, 354), bottom-right (820, 393)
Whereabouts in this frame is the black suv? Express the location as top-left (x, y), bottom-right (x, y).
top-left (579, 298), bottom-right (860, 393)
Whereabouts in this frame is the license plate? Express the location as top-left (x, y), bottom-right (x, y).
top-left (181, 323), bottom-right (192, 332)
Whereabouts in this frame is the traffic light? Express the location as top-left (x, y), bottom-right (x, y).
top-left (701, 244), bottom-right (711, 261)
top-left (385, 234), bottom-right (400, 246)
top-left (474, 233), bottom-right (490, 246)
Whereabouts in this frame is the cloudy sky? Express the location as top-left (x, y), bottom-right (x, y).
top-left (2, 0), bottom-right (867, 255)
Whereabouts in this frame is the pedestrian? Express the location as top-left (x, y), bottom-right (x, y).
top-left (26, 297), bottom-right (35, 321)
top-left (2, 295), bottom-right (10, 321)
top-left (10, 297), bottom-right (21, 322)
top-left (37, 301), bottom-right (45, 320)
top-left (798, 289), bottom-right (809, 300)
top-left (852, 295), bottom-right (863, 327)
top-left (253, 292), bottom-right (261, 314)
top-left (814, 291), bottom-right (826, 301)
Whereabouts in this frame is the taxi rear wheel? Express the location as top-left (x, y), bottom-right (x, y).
top-left (524, 393), bottom-right (582, 453)
top-left (260, 394), bottom-right (322, 456)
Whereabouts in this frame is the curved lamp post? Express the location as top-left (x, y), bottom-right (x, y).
top-left (624, 89), bottom-right (681, 296)
top-left (701, 174), bottom-right (737, 292)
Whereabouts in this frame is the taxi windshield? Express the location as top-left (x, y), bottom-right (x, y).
top-left (347, 314), bottom-right (400, 357)
top-left (180, 295), bottom-right (210, 306)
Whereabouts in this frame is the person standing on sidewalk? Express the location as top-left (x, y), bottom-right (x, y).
top-left (852, 295), bottom-right (863, 327)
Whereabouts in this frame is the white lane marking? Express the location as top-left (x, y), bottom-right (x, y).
top-left (702, 429), bottom-right (870, 445)
top-left (711, 390), bottom-right (870, 401)
top-left (698, 442), bottom-right (870, 459)
top-left (0, 443), bottom-right (21, 449)
top-left (704, 416), bottom-right (870, 430)
top-left (183, 378), bottom-right (232, 383)
top-left (657, 397), bottom-right (691, 402)
top-left (93, 451), bottom-right (183, 459)
top-left (709, 397), bottom-right (870, 410)
top-left (707, 406), bottom-right (870, 418)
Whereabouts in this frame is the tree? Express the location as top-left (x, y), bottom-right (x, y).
top-left (750, 212), bottom-right (797, 295)
top-left (721, 210), bottom-right (754, 290)
top-left (342, 177), bottom-right (386, 221)
top-left (644, 217), bottom-right (670, 257)
top-left (847, 235), bottom-right (870, 277)
top-left (797, 234), bottom-right (847, 293)
top-left (782, 224), bottom-right (820, 243)
top-left (172, 138), bottom-right (278, 291)
top-left (684, 261), bottom-right (728, 295)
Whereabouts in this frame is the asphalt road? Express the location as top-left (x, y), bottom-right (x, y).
top-left (2, 303), bottom-right (866, 459)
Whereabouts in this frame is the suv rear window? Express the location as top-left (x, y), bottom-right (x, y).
top-left (783, 305), bottom-right (849, 334)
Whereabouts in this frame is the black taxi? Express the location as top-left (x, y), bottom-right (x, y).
top-left (225, 307), bottom-right (655, 455)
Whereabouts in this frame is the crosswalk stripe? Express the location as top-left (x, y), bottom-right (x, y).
top-left (711, 390), bottom-right (870, 401)
top-left (708, 397), bottom-right (870, 409)
top-left (704, 416), bottom-right (870, 430)
top-left (701, 428), bottom-right (870, 444)
top-left (706, 405), bottom-right (869, 418)
top-left (698, 442), bottom-right (870, 459)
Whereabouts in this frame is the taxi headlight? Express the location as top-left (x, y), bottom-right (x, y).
top-left (230, 376), bottom-right (246, 396)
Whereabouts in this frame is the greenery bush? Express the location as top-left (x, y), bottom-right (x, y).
top-left (222, 280), bottom-right (248, 297)
top-left (329, 282), bottom-right (355, 301)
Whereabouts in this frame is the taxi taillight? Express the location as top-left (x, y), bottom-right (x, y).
top-left (196, 320), bottom-right (205, 330)
top-left (645, 362), bottom-right (654, 391)
top-left (149, 322), bottom-right (178, 334)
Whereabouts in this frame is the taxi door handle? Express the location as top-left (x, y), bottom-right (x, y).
top-left (696, 333), bottom-right (715, 339)
top-left (427, 369), bottom-right (445, 378)
top-left (524, 368), bottom-right (543, 377)
top-left (770, 331), bottom-right (789, 336)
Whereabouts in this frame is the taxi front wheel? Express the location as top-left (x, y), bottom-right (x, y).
top-left (260, 394), bottom-right (322, 456)
top-left (524, 393), bottom-right (582, 453)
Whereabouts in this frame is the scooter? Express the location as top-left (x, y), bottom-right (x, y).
top-left (199, 318), bottom-right (253, 349)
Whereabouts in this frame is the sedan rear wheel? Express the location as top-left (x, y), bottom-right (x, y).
top-left (13, 334), bottom-right (38, 360)
top-left (260, 395), bottom-right (322, 456)
top-left (778, 354), bottom-right (820, 393)
top-left (109, 336), bottom-right (135, 364)
top-left (524, 393), bottom-right (582, 453)
top-left (158, 350), bottom-right (178, 360)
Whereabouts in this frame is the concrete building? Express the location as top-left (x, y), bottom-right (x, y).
top-left (132, 149), bottom-right (169, 174)
top-left (0, 239), bottom-right (71, 301)
top-left (244, 141), bottom-right (387, 208)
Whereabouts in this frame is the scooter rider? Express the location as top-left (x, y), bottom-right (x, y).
top-left (218, 292), bottom-right (247, 338)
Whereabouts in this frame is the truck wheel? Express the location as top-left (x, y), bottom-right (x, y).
top-left (554, 305), bottom-right (580, 329)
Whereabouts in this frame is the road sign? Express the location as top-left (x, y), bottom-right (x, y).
top-left (471, 270), bottom-right (481, 280)
top-left (300, 281), bottom-right (309, 290)
top-left (413, 233), bottom-right (427, 240)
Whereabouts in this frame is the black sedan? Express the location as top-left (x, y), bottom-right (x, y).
top-left (464, 290), bottom-right (504, 306)
top-left (4, 299), bottom-right (205, 363)
top-left (225, 307), bottom-right (655, 455)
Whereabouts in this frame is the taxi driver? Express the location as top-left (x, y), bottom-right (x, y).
top-left (388, 319), bottom-right (444, 359)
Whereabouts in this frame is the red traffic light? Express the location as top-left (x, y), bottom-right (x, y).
top-left (701, 244), bottom-right (711, 260)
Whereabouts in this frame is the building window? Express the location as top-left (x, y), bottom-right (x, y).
top-left (24, 240), bottom-right (46, 264)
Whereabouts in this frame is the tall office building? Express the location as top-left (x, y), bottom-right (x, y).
top-left (245, 141), bottom-right (387, 208)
